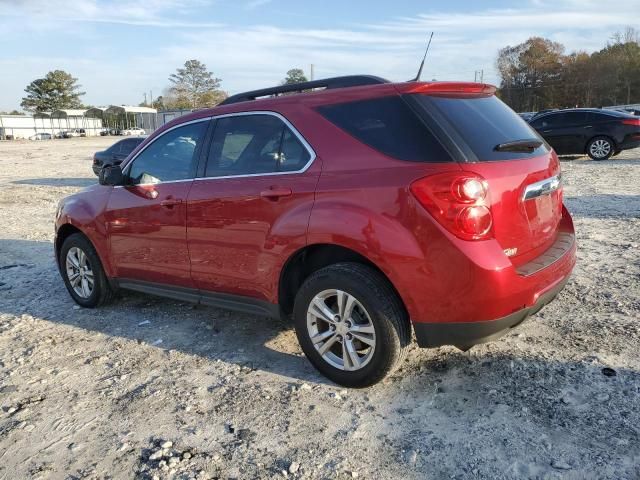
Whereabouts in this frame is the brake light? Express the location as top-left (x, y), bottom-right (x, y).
top-left (410, 172), bottom-right (493, 240)
top-left (401, 82), bottom-right (497, 95)
top-left (622, 118), bottom-right (640, 126)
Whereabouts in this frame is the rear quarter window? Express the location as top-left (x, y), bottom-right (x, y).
top-left (316, 96), bottom-right (453, 163)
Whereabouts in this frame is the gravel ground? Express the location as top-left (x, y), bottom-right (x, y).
top-left (0, 137), bottom-right (638, 480)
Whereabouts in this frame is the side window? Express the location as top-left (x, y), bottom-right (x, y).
top-left (205, 114), bottom-right (310, 177)
top-left (562, 112), bottom-right (587, 125)
top-left (316, 96), bottom-right (453, 162)
top-left (127, 121), bottom-right (207, 185)
top-left (278, 128), bottom-right (311, 171)
top-left (121, 139), bottom-right (138, 155)
top-left (530, 118), bottom-right (543, 129)
top-left (108, 141), bottom-right (123, 154)
top-left (539, 114), bottom-right (564, 128)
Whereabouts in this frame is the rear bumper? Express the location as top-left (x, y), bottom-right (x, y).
top-left (619, 137), bottom-right (640, 151)
top-left (413, 274), bottom-right (569, 348)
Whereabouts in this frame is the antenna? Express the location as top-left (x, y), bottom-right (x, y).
top-left (410, 32), bottom-right (434, 82)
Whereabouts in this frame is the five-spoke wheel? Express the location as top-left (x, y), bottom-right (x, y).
top-left (294, 263), bottom-right (410, 388)
top-left (65, 247), bottom-right (95, 298)
top-left (59, 233), bottom-right (113, 307)
top-left (307, 289), bottom-right (376, 371)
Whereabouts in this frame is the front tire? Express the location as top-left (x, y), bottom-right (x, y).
top-left (293, 263), bottom-right (411, 388)
top-left (587, 136), bottom-right (614, 160)
top-left (59, 233), bottom-right (114, 308)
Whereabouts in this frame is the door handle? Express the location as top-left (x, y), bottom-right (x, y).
top-left (584, 125), bottom-right (593, 129)
top-left (260, 187), bottom-right (292, 200)
top-left (160, 197), bottom-right (183, 208)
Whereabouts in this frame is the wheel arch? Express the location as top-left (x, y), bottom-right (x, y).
top-left (55, 223), bottom-right (84, 263)
top-left (278, 243), bottom-right (408, 319)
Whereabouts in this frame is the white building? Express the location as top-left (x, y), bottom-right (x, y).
top-left (0, 105), bottom-right (159, 139)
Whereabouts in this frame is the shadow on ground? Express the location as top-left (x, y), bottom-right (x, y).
top-left (565, 194), bottom-right (640, 219)
top-left (0, 238), bottom-right (328, 385)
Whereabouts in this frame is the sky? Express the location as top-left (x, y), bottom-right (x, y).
top-left (0, 0), bottom-right (637, 111)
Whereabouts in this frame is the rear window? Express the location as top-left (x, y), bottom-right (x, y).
top-left (410, 94), bottom-right (548, 161)
top-left (316, 96), bottom-right (453, 163)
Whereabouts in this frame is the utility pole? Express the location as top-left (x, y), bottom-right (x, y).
top-left (310, 64), bottom-right (315, 81)
top-left (474, 70), bottom-right (484, 83)
top-left (143, 92), bottom-right (147, 105)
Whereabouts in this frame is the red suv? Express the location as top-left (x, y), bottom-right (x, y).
top-left (55, 76), bottom-right (576, 387)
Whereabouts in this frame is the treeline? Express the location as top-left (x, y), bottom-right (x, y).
top-left (19, 61), bottom-right (310, 113)
top-left (496, 28), bottom-right (640, 112)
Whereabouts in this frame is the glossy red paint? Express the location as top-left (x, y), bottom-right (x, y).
top-left (103, 182), bottom-right (195, 287)
top-left (55, 79), bottom-right (576, 338)
top-left (186, 162), bottom-right (321, 302)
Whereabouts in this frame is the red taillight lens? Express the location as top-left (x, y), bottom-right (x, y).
top-left (622, 118), bottom-right (640, 126)
top-left (410, 172), bottom-right (493, 240)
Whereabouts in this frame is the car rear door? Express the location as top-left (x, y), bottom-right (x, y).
top-left (103, 119), bottom-right (209, 287)
top-left (186, 112), bottom-right (319, 301)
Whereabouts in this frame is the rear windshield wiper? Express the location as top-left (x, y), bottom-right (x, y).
top-left (494, 139), bottom-right (543, 153)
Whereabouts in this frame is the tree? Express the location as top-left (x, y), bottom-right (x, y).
top-left (0, 110), bottom-right (24, 115)
top-left (496, 37), bottom-right (564, 111)
top-left (282, 68), bottom-right (308, 85)
top-left (168, 60), bottom-right (225, 109)
top-left (496, 29), bottom-right (640, 111)
top-left (20, 70), bottom-right (85, 113)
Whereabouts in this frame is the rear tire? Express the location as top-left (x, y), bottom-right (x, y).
top-left (293, 263), bottom-right (411, 388)
top-left (59, 233), bottom-right (114, 308)
top-left (587, 136), bottom-right (614, 160)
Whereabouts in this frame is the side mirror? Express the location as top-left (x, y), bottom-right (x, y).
top-left (99, 165), bottom-right (126, 186)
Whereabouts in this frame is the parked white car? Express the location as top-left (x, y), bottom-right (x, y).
top-left (122, 127), bottom-right (146, 136)
top-left (63, 129), bottom-right (82, 138)
top-left (29, 133), bottom-right (52, 140)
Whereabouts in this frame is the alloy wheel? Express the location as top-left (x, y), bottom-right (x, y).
top-left (306, 289), bottom-right (376, 371)
top-left (65, 247), bottom-right (94, 298)
top-left (590, 139), bottom-right (611, 159)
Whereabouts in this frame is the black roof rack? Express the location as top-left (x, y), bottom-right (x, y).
top-left (219, 75), bottom-right (390, 106)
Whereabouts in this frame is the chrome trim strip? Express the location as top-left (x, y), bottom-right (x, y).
top-left (198, 110), bottom-right (317, 179)
top-left (523, 174), bottom-right (562, 201)
top-left (116, 111), bottom-right (316, 188)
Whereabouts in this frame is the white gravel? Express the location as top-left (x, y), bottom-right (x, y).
top-left (0, 137), bottom-right (639, 479)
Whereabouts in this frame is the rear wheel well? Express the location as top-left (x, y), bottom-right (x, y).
top-left (278, 244), bottom-right (406, 318)
top-left (55, 224), bottom-right (83, 262)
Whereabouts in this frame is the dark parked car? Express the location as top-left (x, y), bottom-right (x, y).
top-left (518, 112), bottom-right (535, 122)
top-left (530, 108), bottom-right (640, 160)
top-left (56, 75), bottom-right (576, 387)
top-left (92, 137), bottom-right (146, 175)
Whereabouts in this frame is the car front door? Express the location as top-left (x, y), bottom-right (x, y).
top-left (186, 113), bottom-right (319, 302)
top-left (104, 119), bottom-right (210, 287)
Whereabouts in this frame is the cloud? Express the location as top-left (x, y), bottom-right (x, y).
top-left (0, 0), bottom-right (636, 109)
top-left (0, 0), bottom-right (221, 28)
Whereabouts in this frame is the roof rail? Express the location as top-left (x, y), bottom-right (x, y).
top-left (219, 75), bottom-right (390, 106)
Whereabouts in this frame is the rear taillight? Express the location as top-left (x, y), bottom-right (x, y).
top-left (410, 172), bottom-right (493, 240)
top-left (622, 118), bottom-right (640, 126)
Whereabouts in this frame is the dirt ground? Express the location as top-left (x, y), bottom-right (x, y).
top-left (0, 137), bottom-right (638, 480)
